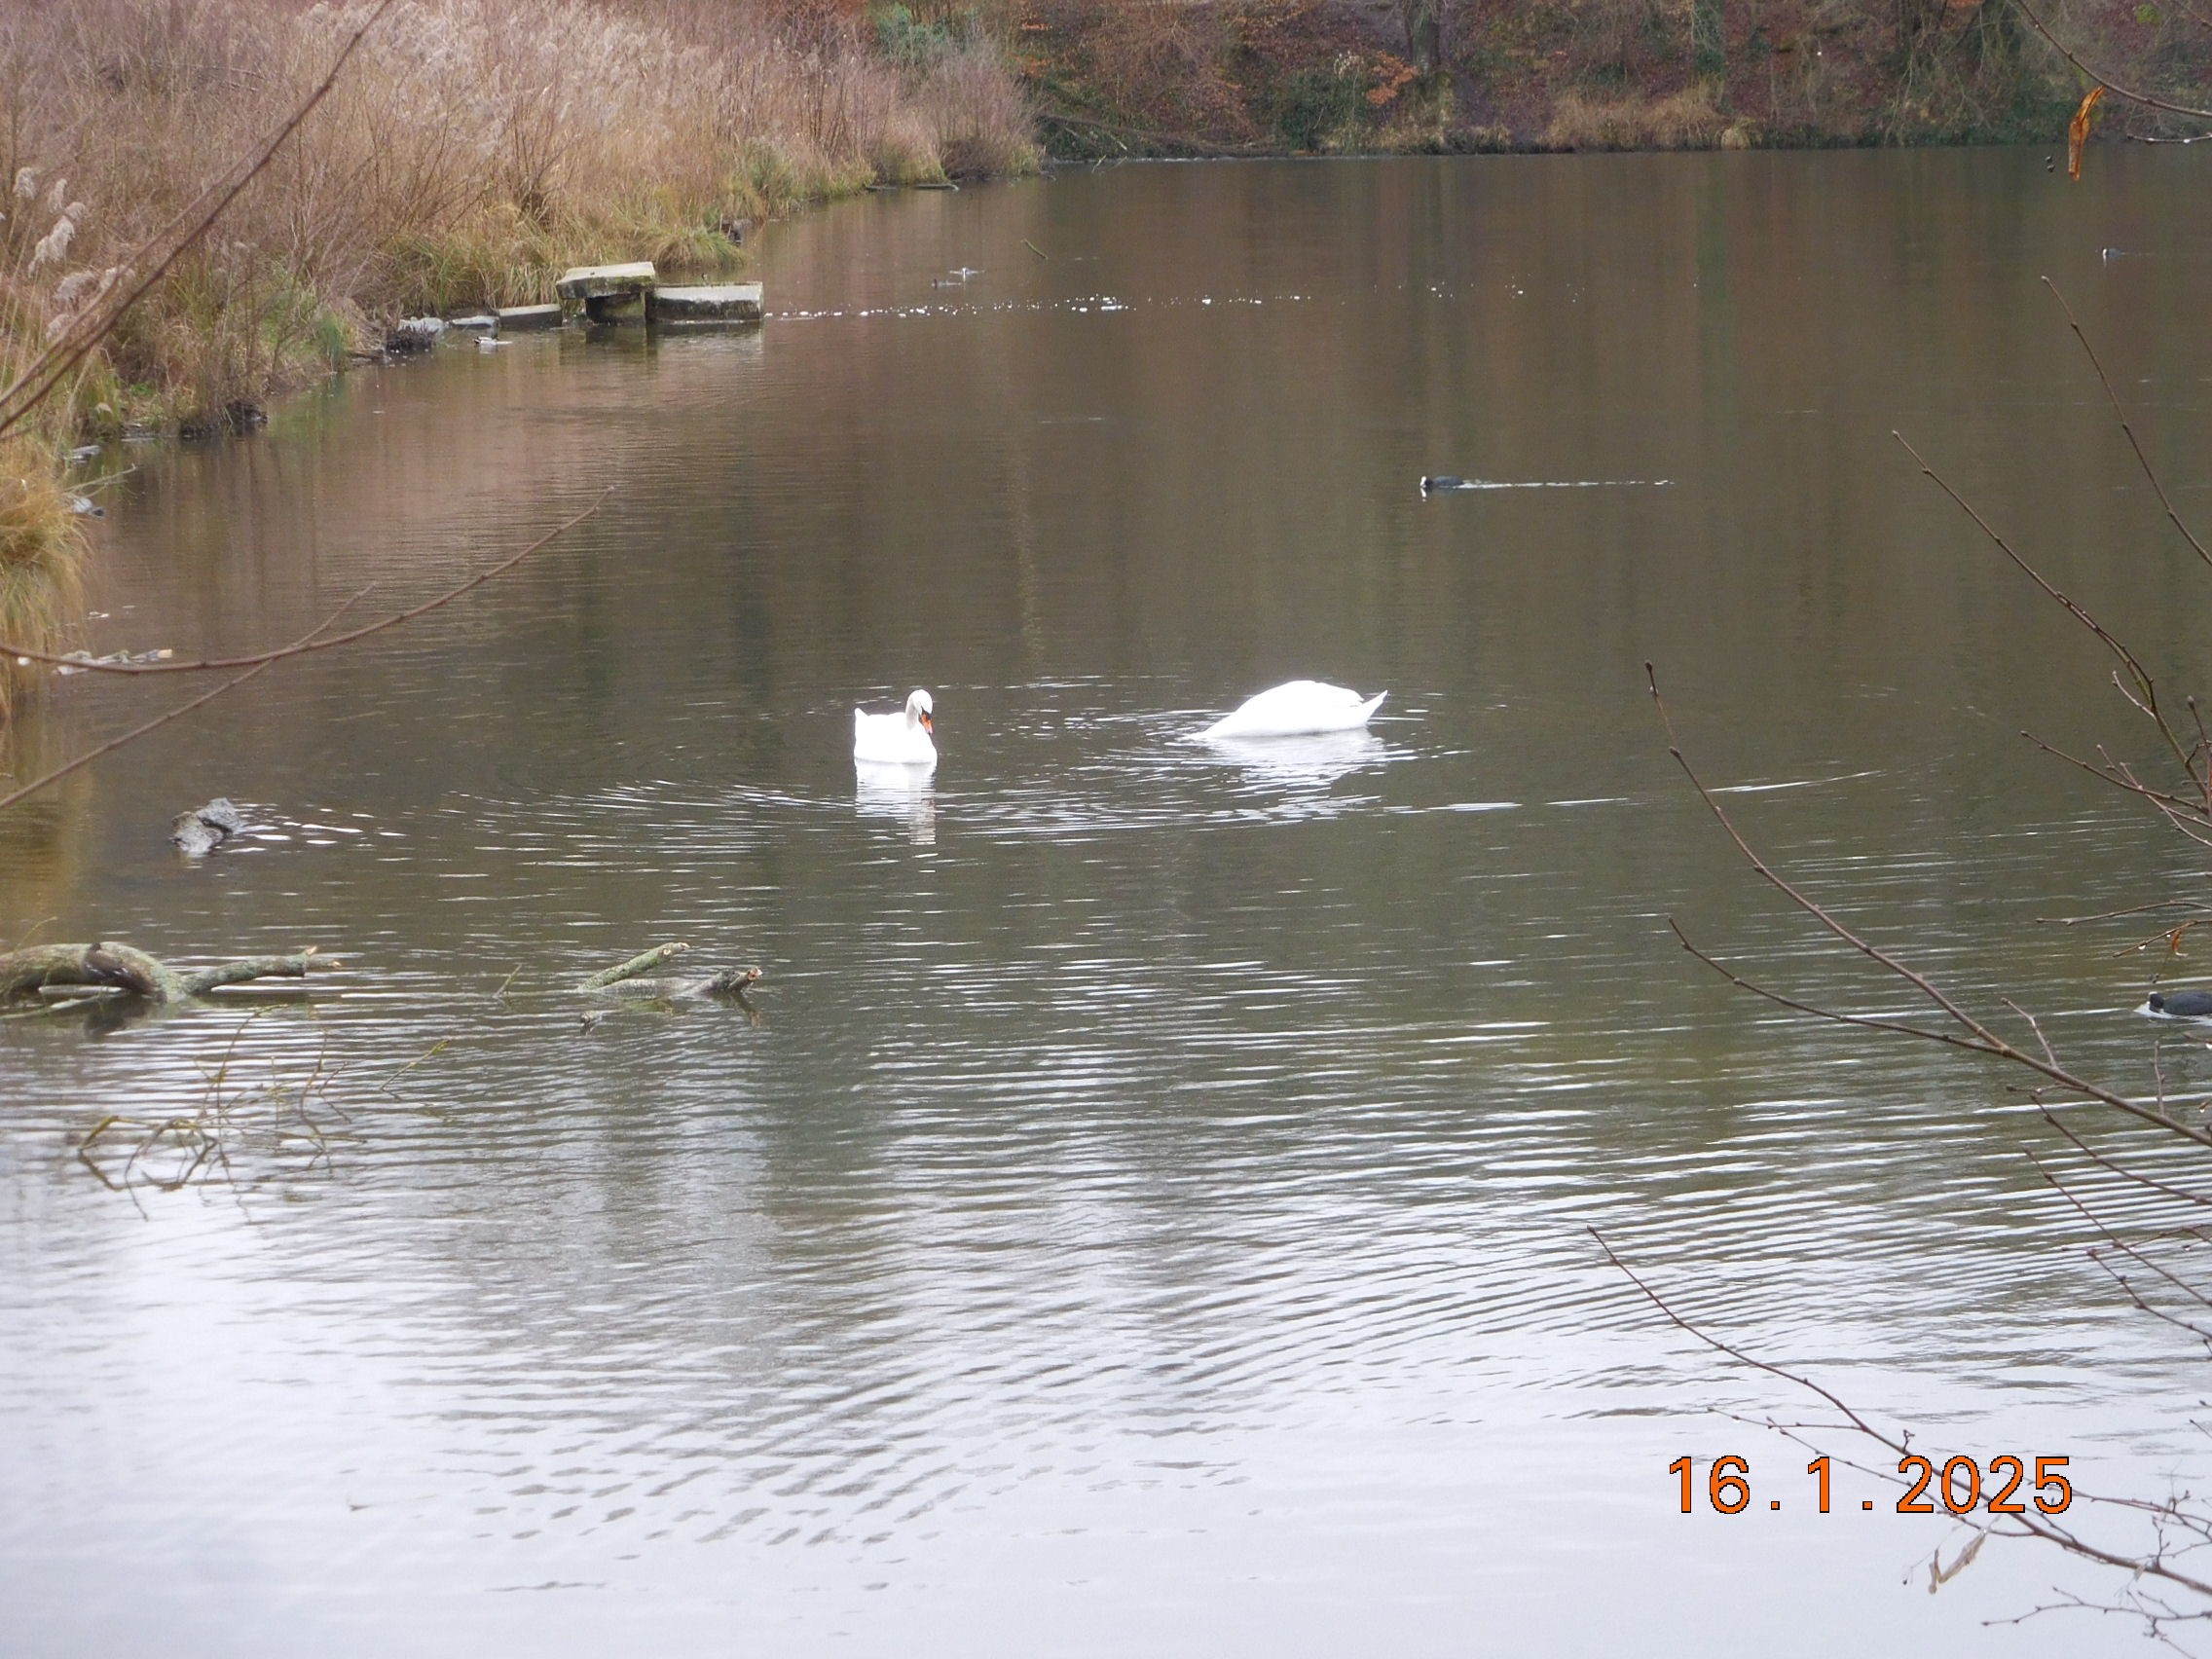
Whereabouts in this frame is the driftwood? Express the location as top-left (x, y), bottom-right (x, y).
top-left (598, 966), bottom-right (761, 1000)
top-left (0, 941), bottom-right (327, 1005)
top-left (578, 947), bottom-right (761, 1029)
top-left (578, 941), bottom-right (689, 991)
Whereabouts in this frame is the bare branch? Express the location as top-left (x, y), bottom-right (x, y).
top-left (2045, 277), bottom-right (2212, 573)
top-left (1649, 664), bottom-right (2212, 1147)
top-left (0, 490), bottom-right (608, 677)
top-left (0, 589), bottom-right (368, 814)
top-left (0, 0), bottom-right (400, 443)
top-left (0, 491), bottom-right (604, 811)
top-left (2043, 1112), bottom-right (2212, 1210)
top-left (1594, 1232), bottom-right (2212, 1605)
top-left (1590, 1228), bottom-right (1895, 1446)
top-left (2011, 0), bottom-right (2212, 123)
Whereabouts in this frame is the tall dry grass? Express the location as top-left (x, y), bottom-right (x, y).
top-left (0, 0), bottom-right (1035, 692)
top-left (1544, 81), bottom-right (1730, 149)
top-left (0, 0), bottom-right (1037, 431)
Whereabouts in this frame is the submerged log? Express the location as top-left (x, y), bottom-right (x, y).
top-left (0, 941), bottom-right (325, 1005)
top-left (599, 966), bottom-right (762, 1000)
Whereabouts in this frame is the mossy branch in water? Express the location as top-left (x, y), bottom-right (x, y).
top-left (0, 942), bottom-right (326, 1005)
top-left (579, 942), bottom-right (690, 991)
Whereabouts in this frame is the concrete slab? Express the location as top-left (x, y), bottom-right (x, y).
top-left (555, 262), bottom-right (658, 300)
top-left (496, 304), bottom-right (563, 331)
top-left (650, 283), bottom-right (764, 325)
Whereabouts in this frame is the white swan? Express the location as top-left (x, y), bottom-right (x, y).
top-left (854, 688), bottom-right (937, 765)
top-left (1200, 680), bottom-right (1386, 740)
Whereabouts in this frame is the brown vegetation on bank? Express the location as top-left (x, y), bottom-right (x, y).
top-left (0, 0), bottom-right (1036, 686)
top-left (1022, 0), bottom-right (2212, 158)
top-left (0, 0), bottom-right (1035, 434)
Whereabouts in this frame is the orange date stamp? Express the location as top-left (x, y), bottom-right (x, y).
top-left (1672, 1455), bottom-right (2073, 1515)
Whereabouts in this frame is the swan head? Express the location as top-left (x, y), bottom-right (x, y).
top-left (906, 688), bottom-right (934, 734)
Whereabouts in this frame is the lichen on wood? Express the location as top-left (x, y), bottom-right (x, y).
top-left (0, 941), bottom-right (324, 1004)
top-left (578, 941), bottom-right (690, 991)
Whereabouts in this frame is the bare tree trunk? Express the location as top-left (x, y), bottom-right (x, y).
top-left (1401, 0), bottom-right (1442, 73)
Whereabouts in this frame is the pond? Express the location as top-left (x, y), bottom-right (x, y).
top-left (7, 149), bottom-right (2212, 1655)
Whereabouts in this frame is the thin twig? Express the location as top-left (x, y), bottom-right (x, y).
top-left (2044, 277), bottom-right (2212, 573)
top-left (1896, 432), bottom-right (2200, 784)
top-left (1649, 664), bottom-right (2212, 1148)
top-left (2044, 1111), bottom-right (2212, 1210)
top-left (0, 586), bottom-right (370, 814)
top-left (0, 491), bottom-right (608, 676)
top-left (0, 0), bottom-right (400, 444)
top-left (1593, 1230), bottom-right (2212, 1602)
top-left (2011, 0), bottom-right (2212, 123)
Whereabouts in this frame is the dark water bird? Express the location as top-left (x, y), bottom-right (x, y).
top-left (81, 942), bottom-right (159, 998)
top-left (2144, 989), bottom-right (2212, 1019)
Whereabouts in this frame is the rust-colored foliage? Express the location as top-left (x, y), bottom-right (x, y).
top-left (2068, 84), bottom-right (2106, 179)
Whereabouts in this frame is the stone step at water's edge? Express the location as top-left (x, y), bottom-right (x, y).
top-left (496, 304), bottom-right (563, 332)
top-left (556, 261), bottom-right (659, 325)
top-left (649, 284), bottom-right (764, 325)
top-left (553, 261), bottom-right (659, 300)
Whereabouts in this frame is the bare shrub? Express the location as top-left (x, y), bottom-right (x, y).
top-left (915, 40), bottom-right (1038, 177)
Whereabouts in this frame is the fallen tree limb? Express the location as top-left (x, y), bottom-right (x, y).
top-left (598, 966), bottom-right (761, 1000)
top-left (0, 942), bottom-right (329, 1005)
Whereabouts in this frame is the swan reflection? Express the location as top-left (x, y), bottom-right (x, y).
top-left (1199, 728), bottom-right (1387, 790)
top-left (855, 760), bottom-right (937, 845)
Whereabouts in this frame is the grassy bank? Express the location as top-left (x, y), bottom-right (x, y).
top-left (2, 0), bottom-right (1037, 435)
top-left (0, 0), bottom-right (1038, 679)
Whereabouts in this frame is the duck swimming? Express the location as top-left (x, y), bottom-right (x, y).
top-left (1200, 681), bottom-right (1386, 740)
top-left (2144, 989), bottom-right (2212, 1019)
top-left (854, 688), bottom-right (937, 765)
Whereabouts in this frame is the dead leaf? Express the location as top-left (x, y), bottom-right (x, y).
top-left (2069, 85), bottom-right (2107, 181)
top-left (1929, 1529), bottom-right (1987, 1592)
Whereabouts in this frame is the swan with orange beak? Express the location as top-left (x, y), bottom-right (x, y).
top-left (854, 688), bottom-right (938, 766)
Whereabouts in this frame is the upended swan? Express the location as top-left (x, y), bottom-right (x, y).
top-left (854, 688), bottom-right (937, 765)
top-left (1200, 680), bottom-right (1386, 740)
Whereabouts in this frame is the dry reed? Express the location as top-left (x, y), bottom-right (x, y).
top-left (0, 0), bottom-right (1035, 699)
top-left (1544, 81), bottom-right (1731, 149)
top-left (0, 0), bottom-right (1033, 428)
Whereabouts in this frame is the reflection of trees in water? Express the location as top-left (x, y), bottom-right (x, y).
top-left (0, 710), bottom-right (92, 940)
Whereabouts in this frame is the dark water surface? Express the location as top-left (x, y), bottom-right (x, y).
top-left (9, 151), bottom-right (2212, 1655)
